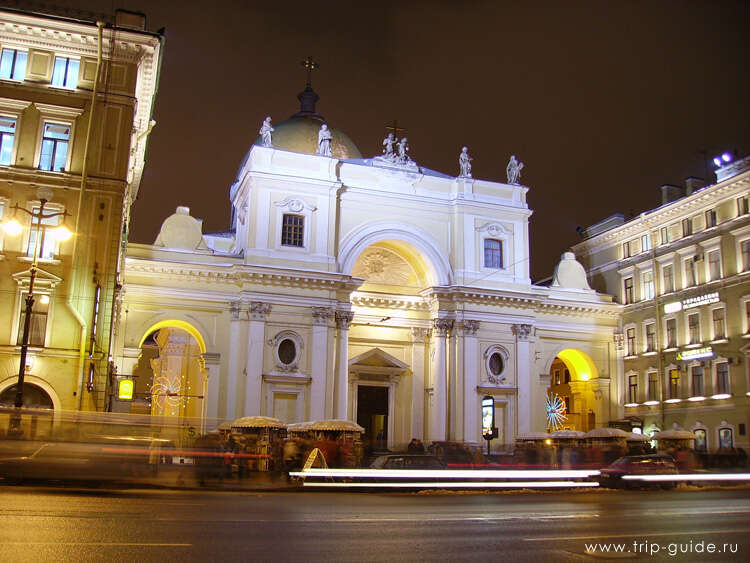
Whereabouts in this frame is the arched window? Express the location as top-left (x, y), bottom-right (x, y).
top-left (484, 239), bottom-right (502, 269)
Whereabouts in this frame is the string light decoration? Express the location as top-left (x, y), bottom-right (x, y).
top-left (545, 393), bottom-right (567, 431)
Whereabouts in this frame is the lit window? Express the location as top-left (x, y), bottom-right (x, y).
top-left (623, 277), bottom-right (634, 304)
top-left (280, 214), bottom-right (304, 247)
top-left (0, 117), bottom-right (16, 165)
top-left (694, 428), bottom-right (707, 452)
top-left (554, 369), bottom-right (560, 385)
top-left (719, 427), bottom-right (733, 449)
top-left (17, 292), bottom-right (49, 347)
top-left (666, 318), bottom-right (677, 348)
top-left (645, 323), bottom-right (656, 352)
top-left (50, 57), bottom-right (79, 89)
top-left (669, 369), bottom-right (680, 399)
top-left (628, 375), bottom-right (638, 403)
top-left (648, 372), bottom-right (658, 401)
top-left (0, 48), bottom-right (27, 81)
top-left (682, 218), bottom-right (693, 237)
top-left (708, 250), bottom-right (721, 281)
top-left (688, 313), bottom-right (700, 344)
top-left (662, 264), bottom-right (674, 293)
top-left (691, 365), bottom-right (704, 396)
top-left (705, 209), bottom-right (717, 228)
top-left (737, 196), bottom-right (749, 216)
top-left (39, 122), bottom-right (70, 172)
top-left (27, 205), bottom-right (61, 260)
top-left (741, 240), bottom-right (750, 272)
top-left (626, 327), bottom-right (636, 356)
top-left (641, 234), bottom-right (651, 252)
top-left (684, 259), bottom-right (696, 287)
top-left (483, 239), bottom-right (503, 269)
top-left (642, 271), bottom-right (654, 300)
top-left (712, 308), bottom-right (725, 339)
top-left (716, 362), bottom-right (729, 395)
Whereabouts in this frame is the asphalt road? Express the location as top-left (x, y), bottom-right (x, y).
top-left (1, 487), bottom-right (749, 562)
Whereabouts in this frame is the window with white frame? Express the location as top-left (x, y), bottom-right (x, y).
top-left (705, 209), bottom-right (717, 228)
top-left (687, 312), bottom-right (700, 344)
top-left (737, 196), bottom-right (749, 216)
top-left (668, 368), bottom-right (680, 399)
top-left (280, 214), bottom-right (304, 247)
top-left (719, 427), bottom-right (734, 449)
top-left (628, 374), bottom-right (638, 403)
top-left (682, 218), bottom-right (693, 237)
top-left (623, 277), bottom-right (634, 304)
top-left (27, 204), bottom-right (62, 260)
top-left (684, 258), bottom-right (696, 287)
top-left (16, 292), bottom-right (50, 347)
top-left (662, 264), bottom-right (674, 293)
top-left (622, 240), bottom-right (632, 258)
top-left (641, 233), bottom-right (651, 252)
top-left (660, 226), bottom-right (671, 245)
top-left (642, 271), bottom-right (654, 300)
top-left (741, 240), bottom-right (750, 272)
top-left (626, 327), bottom-right (636, 356)
top-left (707, 250), bottom-right (722, 281)
top-left (50, 56), bottom-right (79, 89)
top-left (694, 428), bottom-right (707, 452)
top-left (645, 323), bottom-right (656, 352)
top-left (665, 318), bottom-right (677, 348)
top-left (39, 122), bottom-right (70, 172)
top-left (647, 372), bottom-right (658, 401)
top-left (0, 116), bottom-right (17, 165)
top-left (483, 239), bottom-right (503, 269)
top-left (691, 365), bottom-right (704, 396)
top-left (0, 48), bottom-right (27, 81)
top-left (712, 308), bottom-right (725, 340)
top-left (715, 362), bottom-right (730, 395)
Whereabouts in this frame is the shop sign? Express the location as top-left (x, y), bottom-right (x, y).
top-left (117, 378), bottom-right (134, 400)
top-left (676, 347), bottom-right (713, 361)
top-left (682, 292), bottom-right (719, 310)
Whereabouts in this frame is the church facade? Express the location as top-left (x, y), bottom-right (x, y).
top-left (114, 92), bottom-right (621, 449)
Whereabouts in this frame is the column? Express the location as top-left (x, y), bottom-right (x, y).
top-left (512, 323), bottom-right (534, 434)
top-left (410, 328), bottom-right (428, 441)
top-left (334, 311), bottom-right (354, 420)
top-left (202, 352), bottom-right (221, 428)
top-left (245, 302), bottom-right (270, 416)
top-left (226, 301), bottom-right (243, 421)
top-left (311, 307), bottom-right (333, 421)
top-left (460, 320), bottom-right (480, 443)
top-left (429, 318), bottom-right (452, 442)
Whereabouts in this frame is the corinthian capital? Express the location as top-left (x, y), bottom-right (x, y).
top-left (335, 311), bottom-right (355, 330)
top-left (458, 320), bottom-right (480, 336)
top-left (432, 318), bottom-right (454, 336)
top-left (511, 323), bottom-right (534, 340)
top-left (249, 302), bottom-right (271, 320)
top-left (312, 307), bottom-right (333, 326)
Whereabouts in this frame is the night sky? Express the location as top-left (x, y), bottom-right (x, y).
top-left (31, 1), bottom-right (750, 280)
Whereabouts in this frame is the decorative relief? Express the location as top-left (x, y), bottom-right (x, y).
top-left (274, 197), bottom-right (317, 213)
top-left (249, 302), bottom-right (271, 320)
top-left (432, 318), bottom-right (454, 336)
top-left (335, 311), bottom-right (355, 330)
top-left (230, 301), bottom-right (241, 320)
top-left (476, 222), bottom-right (509, 237)
top-left (352, 247), bottom-right (415, 286)
top-left (411, 327), bottom-right (428, 341)
top-left (613, 332), bottom-right (624, 351)
top-left (511, 324), bottom-right (534, 340)
top-left (458, 320), bottom-right (480, 336)
top-left (311, 307), bottom-right (333, 326)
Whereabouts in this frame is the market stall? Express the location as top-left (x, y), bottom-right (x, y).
top-left (303, 419), bottom-right (364, 468)
top-left (229, 416), bottom-right (287, 472)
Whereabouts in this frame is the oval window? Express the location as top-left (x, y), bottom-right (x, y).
top-left (489, 352), bottom-right (504, 376)
top-left (278, 339), bottom-right (296, 365)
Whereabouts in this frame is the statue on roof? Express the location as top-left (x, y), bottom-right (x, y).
top-left (317, 123), bottom-right (332, 157)
top-left (382, 132), bottom-right (396, 161)
top-left (506, 155), bottom-right (524, 184)
top-left (397, 137), bottom-right (410, 164)
top-left (259, 116), bottom-right (274, 148)
top-left (459, 146), bottom-right (472, 178)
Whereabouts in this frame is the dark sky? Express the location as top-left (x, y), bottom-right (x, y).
top-left (34, 1), bottom-right (750, 280)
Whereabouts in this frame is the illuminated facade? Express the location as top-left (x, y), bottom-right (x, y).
top-left (572, 157), bottom-right (750, 452)
top-left (0, 8), bottom-right (163, 426)
top-left (114, 85), bottom-right (619, 449)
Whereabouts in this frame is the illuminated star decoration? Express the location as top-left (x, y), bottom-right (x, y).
top-left (545, 393), bottom-right (567, 431)
top-left (151, 376), bottom-right (182, 413)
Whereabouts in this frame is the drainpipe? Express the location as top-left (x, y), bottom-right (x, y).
top-left (73, 21), bottom-right (105, 409)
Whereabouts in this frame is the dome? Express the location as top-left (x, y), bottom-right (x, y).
top-left (253, 115), bottom-right (362, 160)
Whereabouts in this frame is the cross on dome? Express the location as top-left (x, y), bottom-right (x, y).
top-left (301, 56), bottom-right (319, 87)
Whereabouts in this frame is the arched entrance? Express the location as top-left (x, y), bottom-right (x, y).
top-left (0, 382), bottom-right (54, 438)
top-left (548, 348), bottom-right (599, 432)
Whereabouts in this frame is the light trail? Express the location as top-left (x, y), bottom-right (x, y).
top-left (289, 468), bottom-right (601, 479)
top-left (301, 480), bottom-right (600, 488)
top-left (622, 473), bottom-right (750, 482)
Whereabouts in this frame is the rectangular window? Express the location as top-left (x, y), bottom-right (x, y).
top-left (50, 56), bottom-right (79, 89)
top-left (712, 308), bottom-right (725, 339)
top-left (564, 369), bottom-right (570, 384)
top-left (691, 366), bottom-right (704, 396)
top-left (684, 259), bottom-right (696, 287)
top-left (554, 370), bottom-right (560, 386)
top-left (483, 239), bottom-right (503, 269)
top-left (705, 209), bottom-right (717, 228)
top-left (27, 206), bottom-right (60, 260)
top-left (666, 318), bottom-right (677, 348)
top-left (716, 363), bottom-right (730, 395)
top-left (708, 250), bottom-right (721, 281)
top-left (662, 264), bottom-right (674, 293)
top-left (626, 327), bottom-right (636, 356)
top-left (648, 372), bottom-right (658, 401)
top-left (628, 375), bottom-right (638, 404)
top-left (682, 218), bottom-right (692, 237)
top-left (688, 313), bottom-right (700, 344)
top-left (642, 271), bottom-right (654, 300)
top-left (645, 323), bottom-right (656, 352)
top-left (0, 117), bottom-right (16, 165)
top-left (737, 196), bottom-right (749, 216)
top-left (623, 277), bottom-right (634, 304)
top-left (280, 214), bottom-right (304, 247)
top-left (39, 122), bottom-right (70, 172)
top-left (641, 234), bottom-right (651, 252)
top-left (660, 226), bottom-right (671, 245)
top-left (17, 293), bottom-right (49, 347)
top-left (741, 240), bottom-right (750, 272)
top-left (622, 241), bottom-right (632, 258)
top-left (0, 48), bottom-right (27, 81)
top-left (669, 369), bottom-right (680, 399)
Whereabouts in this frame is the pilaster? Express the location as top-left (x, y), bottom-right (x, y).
top-left (245, 301), bottom-right (271, 416)
top-left (334, 310), bottom-right (354, 420)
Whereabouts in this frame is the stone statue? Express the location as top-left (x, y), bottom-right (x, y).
top-left (506, 155), bottom-right (524, 184)
top-left (259, 116), bottom-right (274, 148)
top-left (459, 146), bottom-right (472, 177)
top-left (382, 132), bottom-right (396, 160)
top-left (317, 123), bottom-right (332, 156)
top-left (397, 137), bottom-right (409, 163)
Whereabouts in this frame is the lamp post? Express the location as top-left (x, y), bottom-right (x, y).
top-left (2, 186), bottom-right (70, 437)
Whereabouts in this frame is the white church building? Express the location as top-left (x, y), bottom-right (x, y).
top-left (114, 85), bottom-right (621, 450)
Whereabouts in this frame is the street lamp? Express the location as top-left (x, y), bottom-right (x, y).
top-left (712, 152), bottom-right (733, 167)
top-left (1, 186), bottom-right (70, 436)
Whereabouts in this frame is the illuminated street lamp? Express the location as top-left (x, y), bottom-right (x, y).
top-left (712, 152), bottom-right (733, 167)
top-left (1, 186), bottom-right (70, 436)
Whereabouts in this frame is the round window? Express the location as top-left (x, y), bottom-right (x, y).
top-left (489, 352), bottom-right (504, 376)
top-left (278, 339), bottom-right (296, 365)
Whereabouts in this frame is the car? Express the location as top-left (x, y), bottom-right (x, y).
top-left (369, 454), bottom-right (445, 470)
top-left (599, 454), bottom-right (678, 489)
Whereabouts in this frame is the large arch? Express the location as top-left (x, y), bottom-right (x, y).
top-left (137, 318), bottom-right (207, 354)
top-left (0, 375), bottom-right (62, 411)
top-left (339, 222), bottom-right (453, 286)
top-left (543, 347), bottom-right (599, 381)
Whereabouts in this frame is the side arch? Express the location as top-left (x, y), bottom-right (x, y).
top-left (137, 318), bottom-right (207, 355)
top-left (543, 347), bottom-right (599, 381)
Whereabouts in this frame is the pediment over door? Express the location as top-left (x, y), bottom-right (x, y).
top-left (349, 348), bottom-right (410, 380)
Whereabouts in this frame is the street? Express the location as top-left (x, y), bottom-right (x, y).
top-left (0, 487), bottom-right (748, 561)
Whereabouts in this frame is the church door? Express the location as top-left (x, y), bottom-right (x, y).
top-left (356, 385), bottom-right (389, 455)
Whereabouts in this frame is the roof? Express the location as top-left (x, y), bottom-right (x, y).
top-left (230, 416), bottom-right (286, 429)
